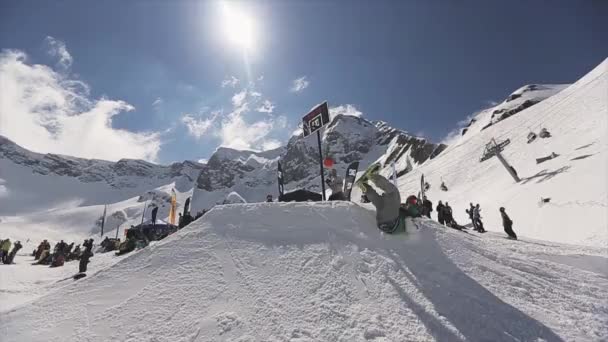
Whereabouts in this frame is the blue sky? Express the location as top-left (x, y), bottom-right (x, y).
top-left (1, 0), bottom-right (607, 164)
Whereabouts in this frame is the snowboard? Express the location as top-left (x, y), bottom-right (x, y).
top-left (73, 272), bottom-right (87, 280)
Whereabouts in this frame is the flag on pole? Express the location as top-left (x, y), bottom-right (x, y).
top-left (100, 204), bottom-right (107, 237)
top-left (169, 189), bottom-right (177, 225)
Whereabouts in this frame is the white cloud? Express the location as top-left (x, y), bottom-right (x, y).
top-left (256, 100), bottom-right (274, 113)
top-left (231, 90), bottom-right (248, 107)
top-left (221, 76), bottom-right (239, 88)
top-left (440, 112), bottom-right (479, 145)
top-left (44, 36), bottom-right (73, 70)
top-left (152, 97), bottom-right (163, 107)
top-left (197, 158), bottom-right (208, 164)
top-left (181, 111), bottom-right (219, 140)
top-left (215, 110), bottom-right (282, 151)
top-left (0, 49), bottom-right (161, 162)
top-left (262, 139), bottom-right (281, 150)
top-left (290, 76), bottom-right (309, 93)
top-left (329, 104), bottom-right (363, 120)
top-left (292, 127), bottom-right (303, 136)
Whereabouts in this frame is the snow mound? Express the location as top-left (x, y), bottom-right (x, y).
top-left (2, 202), bottom-right (606, 341)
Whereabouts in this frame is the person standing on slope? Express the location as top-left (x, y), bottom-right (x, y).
top-left (500, 207), bottom-right (517, 239)
top-left (436, 201), bottom-right (445, 225)
top-left (444, 202), bottom-right (455, 226)
top-left (466, 203), bottom-right (476, 230)
top-left (473, 204), bottom-right (486, 233)
top-left (356, 163), bottom-right (404, 233)
top-left (327, 168), bottom-right (346, 201)
top-left (421, 197), bottom-right (433, 218)
top-left (79, 238), bottom-right (94, 273)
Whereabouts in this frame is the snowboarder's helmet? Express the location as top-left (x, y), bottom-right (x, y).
top-left (499, 207), bottom-right (505, 212)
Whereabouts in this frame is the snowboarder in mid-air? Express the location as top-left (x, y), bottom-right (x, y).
top-left (356, 163), bottom-right (404, 233)
top-left (500, 207), bottom-right (517, 239)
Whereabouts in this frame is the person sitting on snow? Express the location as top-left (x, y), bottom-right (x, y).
top-left (4, 240), bottom-right (22, 264)
top-left (356, 163), bottom-right (405, 234)
top-left (0, 239), bottom-right (10, 264)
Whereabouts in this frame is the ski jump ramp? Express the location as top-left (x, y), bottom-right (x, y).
top-left (2, 202), bottom-right (606, 341)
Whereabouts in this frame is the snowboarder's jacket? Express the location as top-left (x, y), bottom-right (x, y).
top-left (1, 239), bottom-right (11, 253)
top-left (501, 211), bottom-right (513, 226)
top-left (422, 199), bottom-right (433, 215)
top-left (436, 203), bottom-right (445, 218)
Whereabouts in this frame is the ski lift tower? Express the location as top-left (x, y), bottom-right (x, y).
top-left (481, 138), bottom-right (520, 182)
top-left (302, 102), bottom-right (331, 200)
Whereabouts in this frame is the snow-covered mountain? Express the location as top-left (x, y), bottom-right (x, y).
top-left (461, 84), bottom-right (569, 136)
top-left (0, 135), bottom-right (204, 215)
top-left (378, 58), bottom-right (608, 247)
top-left (189, 114), bottom-right (445, 211)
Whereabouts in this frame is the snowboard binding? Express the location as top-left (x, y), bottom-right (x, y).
top-left (355, 163), bottom-right (382, 192)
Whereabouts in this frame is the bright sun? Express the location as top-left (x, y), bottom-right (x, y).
top-left (220, 2), bottom-right (257, 51)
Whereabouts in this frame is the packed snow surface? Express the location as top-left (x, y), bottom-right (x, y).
top-left (2, 202), bottom-right (606, 342)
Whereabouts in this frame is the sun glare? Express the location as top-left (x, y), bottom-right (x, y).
top-left (220, 2), bottom-right (257, 51)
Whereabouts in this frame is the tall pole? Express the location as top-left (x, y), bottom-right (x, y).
top-left (140, 200), bottom-right (147, 225)
top-left (316, 130), bottom-right (326, 201)
top-left (492, 138), bottom-right (520, 182)
top-left (115, 225), bottom-right (120, 239)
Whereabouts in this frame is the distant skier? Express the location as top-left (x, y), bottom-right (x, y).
top-left (500, 207), bottom-right (517, 239)
top-left (421, 197), bottom-right (433, 218)
top-left (266, 194), bottom-right (273, 202)
top-left (473, 204), bottom-right (486, 233)
top-left (151, 206), bottom-right (159, 226)
top-left (444, 202), bottom-right (454, 226)
top-left (436, 201), bottom-right (445, 225)
top-left (356, 164), bottom-right (404, 233)
top-left (327, 168), bottom-right (346, 201)
top-left (79, 238), bottom-right (94, 273)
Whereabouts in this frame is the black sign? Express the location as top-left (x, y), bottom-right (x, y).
top-left (302, 102), bottom-right (330, 137)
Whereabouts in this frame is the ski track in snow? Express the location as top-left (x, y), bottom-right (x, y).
top-left (1, 202), bottom-right (607, 342)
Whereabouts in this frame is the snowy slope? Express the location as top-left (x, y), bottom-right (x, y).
top-left (381, 58), bottom-right (608, 247)
top-left (2, 202), bottom-right (606, 341)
